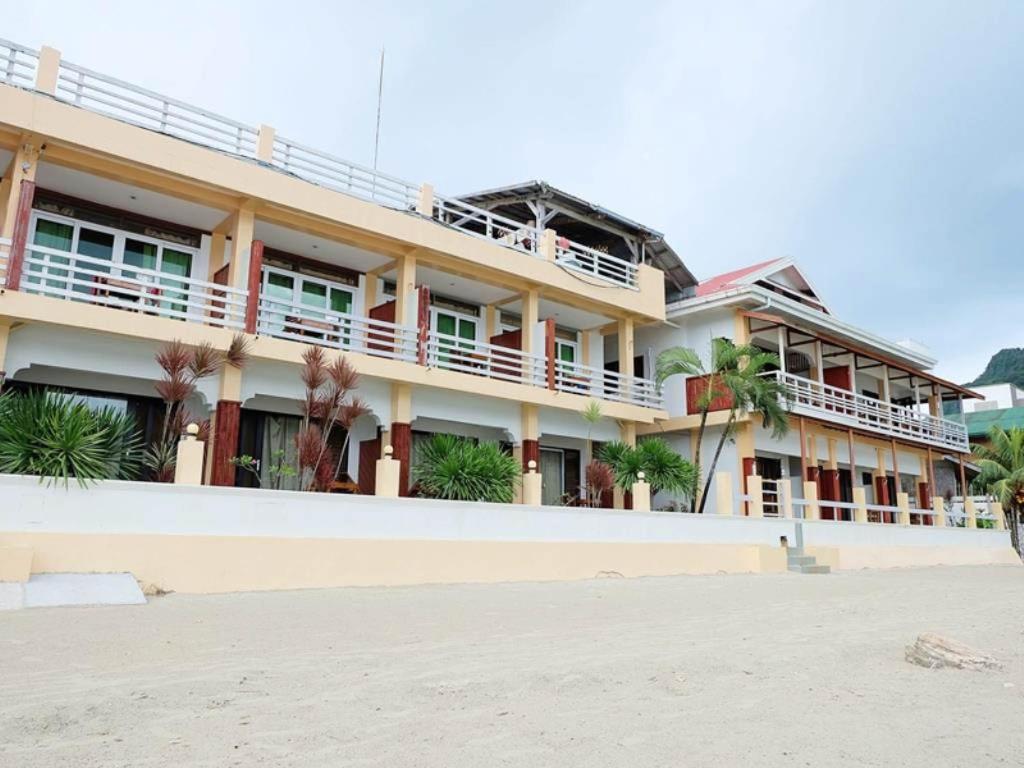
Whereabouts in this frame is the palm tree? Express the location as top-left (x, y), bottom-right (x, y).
top-left (972, 426), bottom-right (1024, 555)
top-left (656, 338), bottom-right (790, 515)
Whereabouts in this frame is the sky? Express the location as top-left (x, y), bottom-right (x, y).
top-left (6, 1), bottom-right (1022, 383)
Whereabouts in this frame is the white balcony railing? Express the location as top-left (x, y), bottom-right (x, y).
top-left (0, 39), bottom-right (38, 88)
top-left (430, 195), bottom-right (540, 257)
top-left (257, 295), bottom-right (418, 363)
top-left (55, 59), bottom-right (259, 158)
top-left (271, 136), bottom-right (420, 210)
top-left (555, 239), bottom-right (638, 290)
top-left (3, 37), bottom-right (643, 292)
top-left (0, 236), bottom-right (10, 288)
top-left (554, 359), bottom-right (663, 409)
top-left (20, 244), bottom-right (248, 329)
top-left (425, 331), bottom-right (547, 386)
top-left (767, 370), bottom-right (969, 452)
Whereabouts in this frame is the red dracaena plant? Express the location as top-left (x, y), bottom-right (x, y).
top-left (295, 346), bottom-right (371, 491)
top-left (147, 334), bottom-right (250, 482)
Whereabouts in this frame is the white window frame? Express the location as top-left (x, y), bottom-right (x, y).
top-left (430, 306), bottom-right (479, 341)
top-left (261, 264), bottom-right (355, 319)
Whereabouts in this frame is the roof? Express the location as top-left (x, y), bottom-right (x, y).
top-left (695, 258), bottom-right (786, 297)
top-left (965, 406), bottom-right (1024, 438)
top-left (456, 180), bottom-right (697, 296)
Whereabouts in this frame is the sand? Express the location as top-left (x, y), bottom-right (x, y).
top-left (1, 564), bottom-right (1022, 767)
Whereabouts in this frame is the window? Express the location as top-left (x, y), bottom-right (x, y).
top-left (259, 266), bottom-right (355, 339)
top-left (432, 309), bottom-right (478, 365)
top-left (26, 213), bottom-right (197, 310)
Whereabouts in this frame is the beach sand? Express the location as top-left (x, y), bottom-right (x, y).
top-left (1, 564), bottom-right (1022, 767)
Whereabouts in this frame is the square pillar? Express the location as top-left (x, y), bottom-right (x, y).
top-left (227, 207), bottom-right (256, 291)
top-left (631, 476), bottom-right (651, 512)
top-left (395, 252), bottom-right (418, 327)
top-left (746, 474), bottom-right (764, 518)
top-left (802, 481), bottom-right (820, 521)
top-left (715, 471), bottom-right (734, 516)
top-left (896, 492), bottom-right (911, 526)
top-left (932, 497), bottom-right (947, 527)
top-left (375, 447), bottom-right (400, 498)
top-left (965, 497), bottom-right (978, 528)
top-left (989, 501), bottom-right (1006, 530)
top-left (853, 486), bottom-right (869, 523)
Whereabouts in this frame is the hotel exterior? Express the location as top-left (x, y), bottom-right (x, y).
top-left (0, 40), bottom-right (1015, 591)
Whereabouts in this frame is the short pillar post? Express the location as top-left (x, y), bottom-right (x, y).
top-left (375, 445), bottom-right (400, 498)
top-left (256, 124), bottom-right (276, 162)
top-left (779, 481), bottom-right (793, 519)
top-left (897, 492), bottom-right (911, 526)
top-left (932, 497), bottom-right (947, 527)
top-left (964, 497), bottom-right (978, 528)
top-left (417, 183), bottom-right (435, 217)
top-left (989, 500), bottom-right (1006, 530)
top-left (173, 424), bottom-right (205, 485)
top-left (631, 471), bottom-right (651, 512)
top-left (541, 228), bottom-right (557, 261)
top-left (802, 481), bottom-right (820, 521)
top-left (35, 46), bottom-right (61, 95)
top-left (746, 474), bottom-right (764, 518)
top-left (852, 486), bottom-right (869, 523)
top-left (522, 459), bottom-right (542, 506)
top-left (715, 471), bottom-right (734, 516)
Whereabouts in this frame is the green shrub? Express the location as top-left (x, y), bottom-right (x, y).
top-left (598, 438), bottom-right (697, 498)
top-left (412, 433), bottom-right (520, 503)
top-left (0, 389), bottom-right (144, 486)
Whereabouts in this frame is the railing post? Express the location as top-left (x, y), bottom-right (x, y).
top-left (932, 497), bottom-right (946, 527)
top-left (374, 445), bottom-right (400, 498)
top-left (715, 471), bottom-right (734, 516)
top-left (746, 475), bottom-right (764, 518)
top-left (852, 486), bottom-right (869, 523)
top-left (964, 497), bottom-right (978, 528)
top-left (244, 240), bottom-right (264, 334)
top-left (256, 124), bottom-right (276, 162)
top-left (989, 500), bottom-right (1006, 530)
top-left (417, 183), bottom-right (434, 217)
top-left (35, 46), bottom-right (60, 95)
top-left (802, 481), bottom-right (820, 521)
top-left (541, 228), bottom-right (557, 262)
top-left (896, 492), bottom-right (911, 526)
top-left (779, 480), bottom-right (793, 519)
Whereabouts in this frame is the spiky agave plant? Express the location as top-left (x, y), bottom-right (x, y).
top-left (412, 434), bottom-right (520, 503)
top-left (0, 389), bottom-right (144, 486)
top-left (597, 438), bottom-right (697, 500)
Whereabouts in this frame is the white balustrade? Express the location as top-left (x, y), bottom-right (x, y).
top-left (553, 359), bottom-right (662, 408)
top-left (767, 370), bottom-right (969, 452)
top-left (257, 294), bottom-right (418, 362)
top-left (271, 135), bottom-right (419, 210)
top-left (425, 331), bottom-right (546, 386)
top-left (555, 239), bottom-right (638, 289)
top-left (0, 236), bottom-right (10, 288)
top-left (21, 244), bottom-right (248, 329)
top-left (54, 60), bottom-right (258, 157)
top-left (431, 195), bottom-right (540, 257)
top-left (0, 38), bottom-right (38, 87)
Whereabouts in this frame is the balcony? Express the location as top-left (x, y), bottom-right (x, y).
top-left (0, 38), bottom-right (642, 292)
top-left (767, 370), bottom-right (969, 452)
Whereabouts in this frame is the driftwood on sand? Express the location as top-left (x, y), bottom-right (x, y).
top-left (905, 632), bottom-right (1002, 670)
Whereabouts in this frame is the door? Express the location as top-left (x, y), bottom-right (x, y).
top-left (261, 267), bottom-right (354, 340)
top-left (755, 457), bottom-right (782, 515)
top-left (540, 448), bottom-right (564, 506)
top-left (432, 309), bottom-right (478, 366)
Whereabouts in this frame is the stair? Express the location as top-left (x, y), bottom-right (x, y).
top-left (786, 547), bottom-right (831, 574)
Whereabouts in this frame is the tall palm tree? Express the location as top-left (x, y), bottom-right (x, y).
top-left (656, 338), bottom-right (790, 515)
top-left (972, 426), bottom-right (1024, 555)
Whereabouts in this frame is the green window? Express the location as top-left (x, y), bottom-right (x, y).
top-left (28, 219), bottom-right (74, 291)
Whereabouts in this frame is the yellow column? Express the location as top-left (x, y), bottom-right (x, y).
top-left (485, 305), bottom-right (498, 339)
top-left (802, 481), bottom-right (820, 521)
top-left (34, 46), bottom-right (61, 95)
top-left (747, 474), bottom-right (764, 518)
top-left (826, 439), bottom-right (838, 471)
top-left (932, 497), bottom-right (947, 527)
top-left (896, 492), bottom-right (911, 526)
top-left (617, 317), bottom-right (634, 377)
top-left (207, 232), bottom-right (227, 281)
top-left (732, 310), bottom-right (750, 344)
top-left (619, 421), bottom-right (636, 447)
top-left (227, 208), bottom-right (255, 291)
top-left (521, 288), bottom-right (540, 382)
top-left (852, 486), bottom-right (868, 523)
top-left (989, 500), bottom-right (1006, 530)
top-left (964, 497), bottom-right (978, 528)
top-left (394, 252), bottom-right (418, 327)
top-left (0, 139), bottom-right (40, 239)
top-left (375, 446), bottom-right (400, 498)
top-left (715, 471), bottom-right (734, 516)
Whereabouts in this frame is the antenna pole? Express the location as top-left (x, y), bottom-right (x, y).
top-left (373, 48), bottom-right (385, 171)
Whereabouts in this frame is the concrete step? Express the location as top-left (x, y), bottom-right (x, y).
top-left (787, 555), bottom-right (816, 566)
top-left (789, 563), bottom-right (831, 575)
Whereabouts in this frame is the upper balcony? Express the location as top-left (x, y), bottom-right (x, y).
top-left (0, 39), bottom-right (660, 306)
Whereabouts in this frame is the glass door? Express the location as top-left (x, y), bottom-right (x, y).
top-left (433, 309), bottom-right (477, 366)
top-left (540, 448), bottom-right (565, 506)
top-left (261, 266), bottom-right (354, 342)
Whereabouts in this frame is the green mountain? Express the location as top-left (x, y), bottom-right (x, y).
top-left (968, 348), bottom-right (1024, 388)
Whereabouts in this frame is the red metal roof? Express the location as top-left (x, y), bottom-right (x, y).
top-left (695, 258), bottom-right (786, 297)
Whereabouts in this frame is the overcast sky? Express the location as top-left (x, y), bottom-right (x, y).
top-left (7, 1), bottom-right (1022, 383)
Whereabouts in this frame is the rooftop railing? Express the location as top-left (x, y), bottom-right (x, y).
top-left (766, 369), bottom-right (969, 452)
top-left (0, 38), bottom-right (644, 291)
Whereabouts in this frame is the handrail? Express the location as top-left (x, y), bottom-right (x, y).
top-left (553, 358), bottom-right (663, 408)
top-left (431, 194), bottom-right (540, 257)
top-left (555, 239), bottom-right (638, 290)
top-left (425, 330), bottom-right (546, 386)
top-left (55, 59), bottom-right (258, 157)
top-left (257, 293), bottom-right (418, 362)
top-left (271, 135), bottom-right (419, 210)
top-left (767, 370), bottom-right (969, 451)
top-left (0, 38), bottom-right (38, 87)
top-left (21, 243), bottom-right (247, 329)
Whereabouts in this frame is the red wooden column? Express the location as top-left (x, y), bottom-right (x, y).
top-left (820, 469), bottom-right (840, 520)
top-left (874, 474), bottom-right (891, 523)
top-left (544, 318), bottom-right (556, 389)
top-left (4, 179), bottom-right (36, 290)
top-left (917, 481), bottom-right (932, 525)
top-left (210, 401), bottom-right (241, 486)
top-left (391, 423), bottom-right (412, 496)
top-left (742, 456), bottom-right (756, 516)
top-left (243, 239), bottom-right (264, 334)
top-left (416, 285), bottom-right (430, 365)
top-left (522, 439), bottom-right (540, 473)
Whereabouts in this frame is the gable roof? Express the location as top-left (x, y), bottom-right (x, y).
top-left (695, 257), bottom-right (829, 313)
